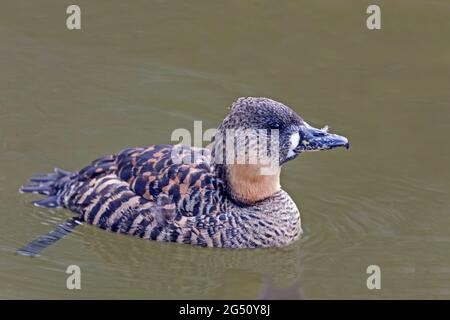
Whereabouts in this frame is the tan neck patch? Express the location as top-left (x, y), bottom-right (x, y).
top-left (227, 164), bottom-right (281, 205)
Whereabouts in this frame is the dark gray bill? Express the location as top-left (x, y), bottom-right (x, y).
top-left (295, 122), bottom-right (350, 152)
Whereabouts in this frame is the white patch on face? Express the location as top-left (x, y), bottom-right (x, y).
top-left (287, 132), bottom-right (300, 158)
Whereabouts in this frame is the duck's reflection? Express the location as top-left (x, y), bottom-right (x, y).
top-left (83, 228), bottom-right (304, 299)
top-left (258, 276), bottom-right (303, 300)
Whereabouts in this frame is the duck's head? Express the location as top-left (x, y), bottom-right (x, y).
top-left (215, 97), bottom-right (349, 205)
top-left (217, 97), bottom-right (349, 165)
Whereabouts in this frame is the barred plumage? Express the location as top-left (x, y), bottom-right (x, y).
top-left (19, 97), bottom-right (348, 252)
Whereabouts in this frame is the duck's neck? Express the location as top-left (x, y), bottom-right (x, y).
top-left (224, 164), bottom-right (281, 205)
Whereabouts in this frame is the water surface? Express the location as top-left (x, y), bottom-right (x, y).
top-left (1, 0), bottom-right (449, 299)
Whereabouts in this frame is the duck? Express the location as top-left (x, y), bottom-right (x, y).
top-left (19, 97), bottom-right (349, 251)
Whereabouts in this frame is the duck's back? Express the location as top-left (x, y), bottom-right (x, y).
top-left (21, 145), bottom-right (229, 244)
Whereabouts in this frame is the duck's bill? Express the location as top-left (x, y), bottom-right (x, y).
top-left (296, 122), bottom-right (350, 152)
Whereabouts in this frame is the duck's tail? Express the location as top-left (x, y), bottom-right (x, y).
top-left (19, 168), bottom-right (73, 208)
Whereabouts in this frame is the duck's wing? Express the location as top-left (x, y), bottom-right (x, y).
top-left (116, 145), bottom-right (223, 216)
top-left (19, 144), bottom-right (225, 253)
top-left (76, 144), bottom-right (224, 217)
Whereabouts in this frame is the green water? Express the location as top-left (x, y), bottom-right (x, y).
top-left (1, 0), bottom-right (449, 299)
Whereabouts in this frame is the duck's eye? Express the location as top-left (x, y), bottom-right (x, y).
top-left (268, 121), bottom-right (281, 130)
